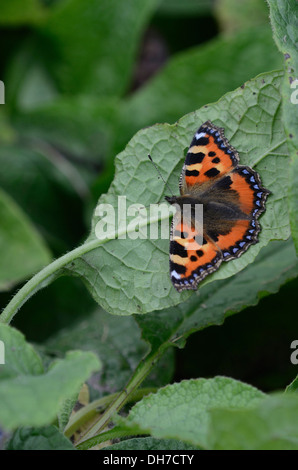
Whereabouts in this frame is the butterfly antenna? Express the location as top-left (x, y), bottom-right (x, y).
top-left (148, 154), bottom-right (174, 196)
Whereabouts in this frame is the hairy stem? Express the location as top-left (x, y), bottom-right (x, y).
top-left (76, 428), bottom-right (140, 450)
top-left (64, 387), bottom-right (156, 438)
top-left (0, 239), bottom-right (100, 324)
top-left (0, 209), bottom-right (171, 324)
top-left (75, 347), bottom-right (167, 447)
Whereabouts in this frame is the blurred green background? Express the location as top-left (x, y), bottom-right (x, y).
top-left (0, 0), bottom-right (297, 393)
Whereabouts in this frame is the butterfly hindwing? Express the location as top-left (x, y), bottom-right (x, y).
top-left (169, 210), bottom-right (222, 291)
top-left (214, 165), bottom-right (270, 261)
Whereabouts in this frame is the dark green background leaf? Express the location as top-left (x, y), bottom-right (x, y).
top-left (41, 0), bottom-right (159, 96)
top-left (117, 27), bottom-right (282, 157)
top-left (0, 187), bottom-right (51, 290)
top-left (214, 0), bottom-right (269, 33)
top-left (0, 146), bottom-right (86, 253)
top-left (157, 0), bottom-right (212, 16)
top-left (0, 0), bottom-right (47, 25)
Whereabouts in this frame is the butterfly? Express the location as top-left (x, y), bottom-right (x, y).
top-left (165, 121), bottom-right (270, 292)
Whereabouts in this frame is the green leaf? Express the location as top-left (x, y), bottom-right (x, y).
top-left (209, 393), bottom-right (298, 450)
top-left (0, 146), bottom-right (86, 252)
top-left (5, 39), bottom-right (59, 111)
top-left (0, 323), bottom-right (44, 379)
top-left (44, 309), bottom-right (149, 397)
top-left (0, 325), bottom-right (101, 430)
top-left (0, 109), bottom-right (16, 144)
top-left (0, 186), bottom-right (51, 290)
top-left (11, 27), bottom-right (282, 166)
top-left (214, 0), bottom-right (269, 34)
top-left (136, 238), bottom-right (298, 352)
top-left (13, 96), bottom-right (119, 163)
top-left (67, 70), bottom-right (289, 315)
top-left (104, 437), bottom-right (198, 450)
top-left (6, 425), bottom-right (74, 450)
top-left (286, 375), bottom-right (298, 393)
top-left (0, 0), bottom-right (47, 25)
top-left (57, 394), bottom-right (79, 432)
top-left (267, 0), bottom-right (298, 253)
top-left (117, 27), bottom-right (282, 156)
top-left (116, 377), bottom-right (265, 448)
top-left (157, 0), bottom-right (212, 16)
top-left (42, 0), bottom-right (159, 96)
top-left (44, 308), bottom-right (173, 398)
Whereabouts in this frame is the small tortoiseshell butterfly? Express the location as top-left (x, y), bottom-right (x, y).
top-left (164, 121), bottom-right (270, 292)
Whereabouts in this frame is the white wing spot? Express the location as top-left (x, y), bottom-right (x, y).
top-left (171, 270), bottom-right (181, 280)
top-left (195, 132), bottom-right (206, 140)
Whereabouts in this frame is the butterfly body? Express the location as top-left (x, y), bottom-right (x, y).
top-left (166, 121), bottom-right (270, 292)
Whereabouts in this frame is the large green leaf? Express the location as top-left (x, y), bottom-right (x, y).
top-left (41, 0), bottom-right (159, 96)
top-left (115, 380), bottom-right (298, 450)
top-left (116, 377), bottom-right (265, 448)
top-left (114, 379), bottom-right (298, 450)
top-left (267, 0), bottom-right (298, 252)
top-left (0, 324), bottom-right (101, 430)
top-left (0, 187), bottom-right (51, 290)
top-left (209, 393), bottom-right (298, 449)
top-left (67, 70), bottom-right (289, 315)
top-left (6, 425), bottom-right (74, 450)
top-left (0, 323), bottom-right (43, 379)
top-left (0, 70), bottom-right (291, 322)
top-left (104, 437), bottom-right (198, 450)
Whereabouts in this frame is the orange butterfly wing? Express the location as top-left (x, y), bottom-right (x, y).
top-left (169, 122), bottom-right (269, 291)
top-left (179, 121), bottom-right (239, 194)
top-left (169, 216), bottom-right (222, 291)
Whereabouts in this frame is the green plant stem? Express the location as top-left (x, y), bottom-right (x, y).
top-left (75, 346), bottom-right (167, 447)
top-left (64, 387), bottom-right (156, 438)
top-left (76, 427), bottom-right (141, 450)
top-left (0, 209), bottom-right (172, 325)
top-left (0, 239), bottom-right (100, 325)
